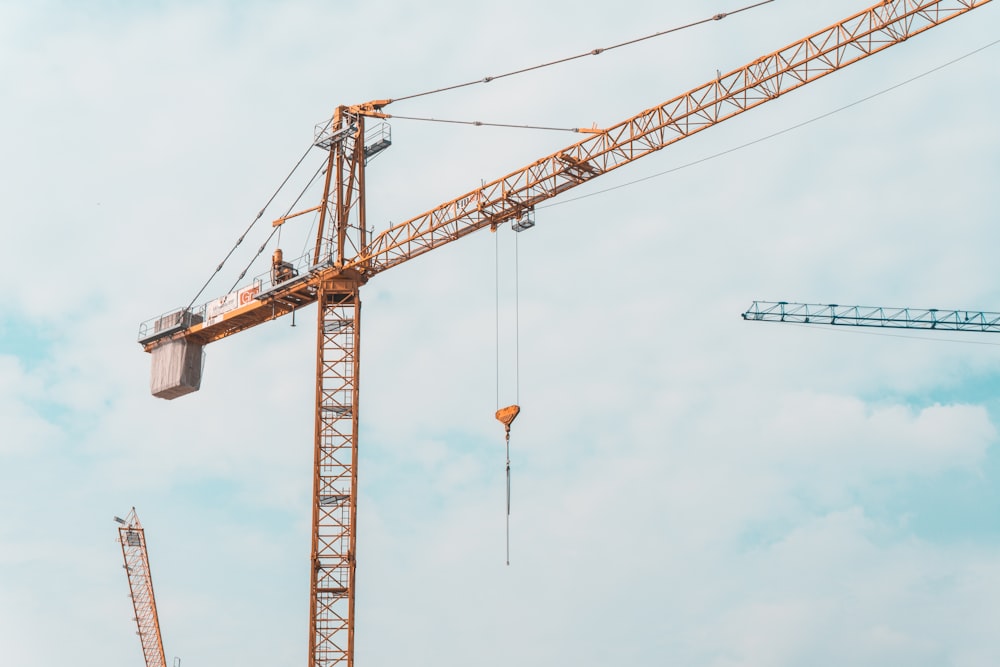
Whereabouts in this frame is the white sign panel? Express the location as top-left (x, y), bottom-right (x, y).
top-left (205, 291), bottom-right (239, 326)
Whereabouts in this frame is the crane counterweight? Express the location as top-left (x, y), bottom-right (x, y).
top-left (150, 339), bottom-right (204, 399)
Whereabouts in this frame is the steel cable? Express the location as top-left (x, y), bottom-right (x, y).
top-left (185, 141), bottom-right (317, 311)
top-left (390, 1), bottom-right (775, 104)
top-left (542, 38), bottom-right (1000, 209)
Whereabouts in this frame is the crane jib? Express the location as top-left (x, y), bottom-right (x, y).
top-left (139, 0), bottom-right (990, 365)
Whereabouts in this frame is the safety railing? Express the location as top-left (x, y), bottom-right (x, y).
top-left (138, 251), bottom-right (324, 344)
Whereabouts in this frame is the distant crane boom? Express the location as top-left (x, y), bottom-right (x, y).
top-left (742, 300), bottom-right (1000, 332)
top-left (116, 508), bottom-right (167, 667)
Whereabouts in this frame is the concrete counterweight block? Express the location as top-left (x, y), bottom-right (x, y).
top-left (150, 339), bottom-right (204, 399)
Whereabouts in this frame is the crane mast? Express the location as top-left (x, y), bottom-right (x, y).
top-left (310, 274), bottom-right (363, 666)
top-left (134, 2), bottom-right (992, 666)
top-left (115, 508), bottom-right (167, 667)
top-left (743, 300), bottom-right (1000, 332)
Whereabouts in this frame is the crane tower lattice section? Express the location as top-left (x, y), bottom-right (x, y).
top-left (310, 275), bottom-right (363, 666)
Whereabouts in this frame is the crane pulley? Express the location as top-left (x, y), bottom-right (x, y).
top-left (135, 2), bottom-right (992, 665)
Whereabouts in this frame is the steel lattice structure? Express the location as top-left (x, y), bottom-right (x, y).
top-left (358, 0), bottom-right (994, 276)
top-left (310, 276), bottom-right (362, 666)
top-left (116, 508), bottom-right (167, 667)
top-left (743, 300), bottom-right (1000, 332)
top-left (136, 2), bottom-right (991, 665)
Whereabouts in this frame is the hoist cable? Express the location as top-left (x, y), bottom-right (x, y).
top-left (494, 226), bottom-right (523, 566)
top-left (515, 231), bottom-right (520, 404)
top-left (495, 226), bottom-right (501, 412)
top-left (185, 141), bottom-right (316, 311)
top-left (494, 229), bottom-right (512, 565)
top-left (506, 431), bottom-right (511, 567)
top-left (390, 0), bottom-right (775, 103)
top-left (508, 232), bottom-right (523, 566)
top-left (541, 37), bottom-right (1000, 210)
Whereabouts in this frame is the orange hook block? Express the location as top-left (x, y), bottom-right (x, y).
top-left (495, 404), bottom-right (520, 435)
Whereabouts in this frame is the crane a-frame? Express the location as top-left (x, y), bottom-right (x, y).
top-left (115, 508), bottom-right (167, 667)
top-left (136, 2), bottom-right (990, 665)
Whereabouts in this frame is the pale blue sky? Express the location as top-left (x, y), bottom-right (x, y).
top-left (2, 1), bottom-right (999, 666)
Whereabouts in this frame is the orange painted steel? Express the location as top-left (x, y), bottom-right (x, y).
top-left (116, 509), bottom-right (167, 667)
top-left (138, 2), bottom-right (991, 666)
top-left (309, 273), bottom-right (364, 667)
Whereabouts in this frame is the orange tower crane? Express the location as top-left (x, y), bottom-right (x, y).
top-left (136, 2), bottom-right (990, 665)
top-left (115, 508), bottom-right (167, 667)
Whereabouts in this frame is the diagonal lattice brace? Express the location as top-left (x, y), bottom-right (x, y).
top-left (309, 274), bottom-right (363, 667)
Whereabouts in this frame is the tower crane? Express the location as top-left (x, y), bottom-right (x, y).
top-left (135, 2), bottom-right (990, 665)
top-left (742, 300), bottom-right (1000, 332)
top-left (115, 508), bottom-right (167, 667)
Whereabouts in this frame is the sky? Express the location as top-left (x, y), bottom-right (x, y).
top-left (2, 1), bottom-right (999, 665)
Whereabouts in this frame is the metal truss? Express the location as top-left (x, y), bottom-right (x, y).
top-left (309, 276), bottom-right (362, 667)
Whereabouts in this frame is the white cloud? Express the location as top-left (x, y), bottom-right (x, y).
top-left (0, 356), bottom-right (62, 455)
top-left (2, 0), bottom-right (1000, 665)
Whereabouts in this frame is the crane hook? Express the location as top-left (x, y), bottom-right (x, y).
top-left (495, 404), bottom-right (520, 439)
